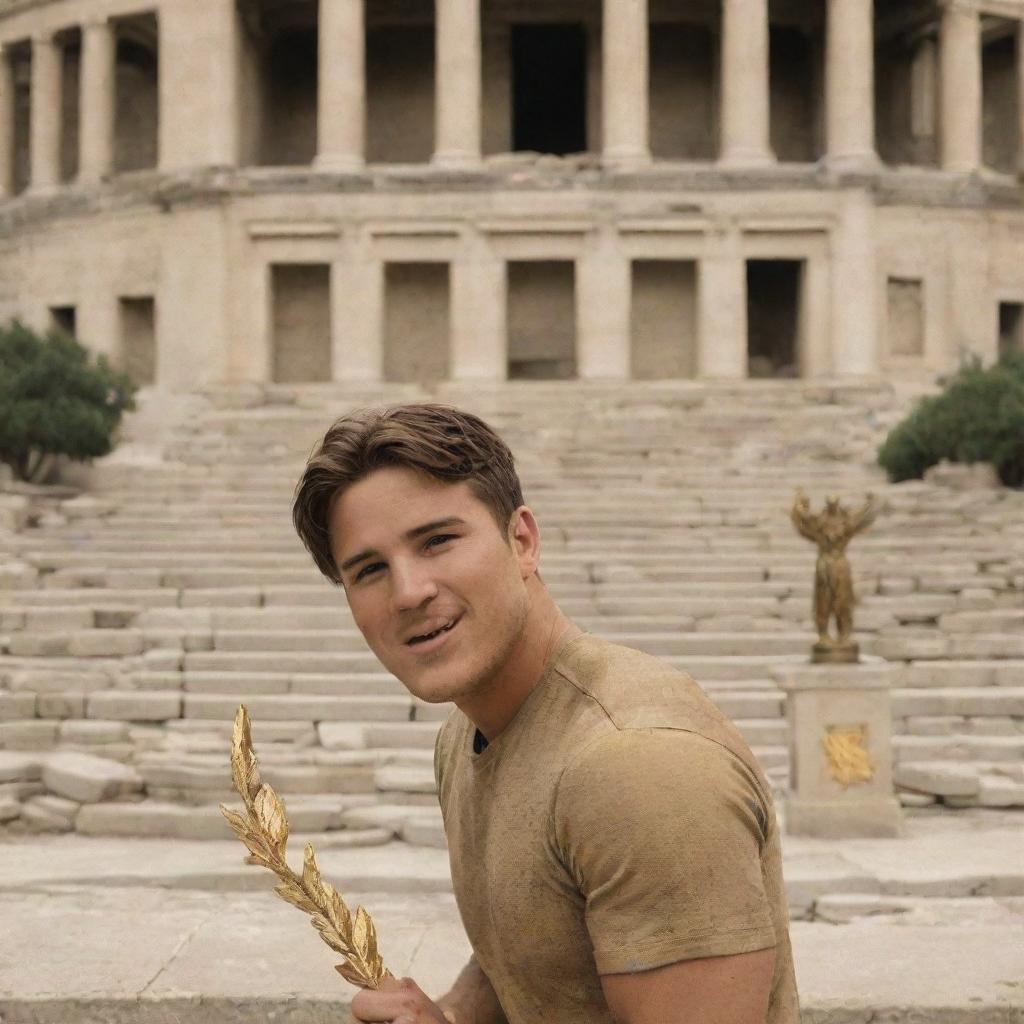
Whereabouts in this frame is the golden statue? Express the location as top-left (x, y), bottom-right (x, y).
top-left (790, 489), bottom-right (878, 663)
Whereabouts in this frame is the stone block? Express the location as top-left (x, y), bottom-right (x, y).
top-left (87, 691), bottom-right (182, 722)
top-left (873, 633), bottom-right (948, 661)
top-left (894, 762), bottom-right (980, 797)
top-left (60, 496), bottom-right (116, 518)
top-left (948, 634), bottom-right (1024, 659)
top-left (0, 495), bottom-right (30, 531)
top-left (43, 752), bottom-right (143, 803)
top-left (25, 609), bottom-right (94, 631)
top-left (897, 791), bottom-right (937, 807)
top-left (0, 561), bottom-right (36, 589)
top-left (6, 669), bottom-right (113, 694)
top-left (7, 633), bottom-right (70, 657)
top-left (0, 751), bottom-right (43, 782)
top-left (0, 692), bottom-right (36, 720)
top-left (317, 722), bottom-right (367, 750)
top-left (76, 801), bottom-right (232, 839)
top-left (401, 817), bottom-right (447, 849)
top-left (94, 608), bottom-right (140, 629)
top-left (0, 721), bottom-right (57, 750)
top-left (36, 692), bottom-right (86, 719)
top-left (138, 608), bottom-right (213, 630)
top-left (0, 797), bottom-right (20, 822)
top-left (977, 775), bottom-right (1024, 808)
top-left (68, 630), bottom-right (145, 657)
top-left (375, 765), bottom-right (437, 794)
top-left (21, 794), bottom-right (78, 832)
top-left (903, 716), bottom-right (967, 736)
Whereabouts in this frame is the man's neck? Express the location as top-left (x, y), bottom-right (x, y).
top-left (458, 596), bottom-right (576, 743)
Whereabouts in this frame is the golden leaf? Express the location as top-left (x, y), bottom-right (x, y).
top-left (255, 785), bottom-right (289, 854)
top-left (219, 703), bottom-right (394, 990)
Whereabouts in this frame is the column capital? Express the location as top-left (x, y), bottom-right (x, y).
top-left (31, 31), bottom-right (57, 47)
top-left (81, 15), bottom-right (114, 32)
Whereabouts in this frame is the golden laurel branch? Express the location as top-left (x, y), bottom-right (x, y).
top-left (219, 704), bottom-right (393, 989)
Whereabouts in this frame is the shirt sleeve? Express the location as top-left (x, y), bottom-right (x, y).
top-left (552, 727), bottom-right (778, 975)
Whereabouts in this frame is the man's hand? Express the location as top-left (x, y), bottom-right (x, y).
top-left (351, 976), bottom-right (457, 1024)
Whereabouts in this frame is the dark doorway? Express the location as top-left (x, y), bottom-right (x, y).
top-left (511, 24), bottom-right (586, 154)
top-left (999, 302), bottom-right (1024, 357)
top-left (506, 261), bottom-right (577, 379)
top-left (384, 262), bottom-right (450, 383)
top-left (49, 306), bottom-right (77, 337)
top-left (747, 260), bottom-right (803, 378)
top-left (119, 296), bottom-right (156, 386)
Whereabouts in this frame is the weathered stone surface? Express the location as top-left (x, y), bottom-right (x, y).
top-left (0, 751), bottom-right (43, 782)
top-left (976, 775), bottom-right (1024, 808)
top-left (68, 630), bottom-right (145, 657)
top-left (21, 794), bottom-right (78, 832)
top-left (0, 797), bottom-right (20, 822)
top-left (36, 692), bottom-right (86, 719)
top-left (0, 721), bottom-right (58, 750)
top-left (317, 722), bottom-right (367, 750)
top-left (0, 692), bottom-right (36, 720)
top-left (6, 669), bottom-right (113, 694)
top-left (59, 719), bottom-right (130, 744)
top-left (375, 765), bottom-right (437, 794)
top-left (894, 762), bottom-right (980, 798)
top-left (43, 752), bottom-right (143, 803)
top-left (7, 633), bottom-right (70, 657)
top-left (86, 691), bottom-right (182, 721)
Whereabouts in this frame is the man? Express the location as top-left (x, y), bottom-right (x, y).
top-left (292, 404), bottom-right (800, 1024)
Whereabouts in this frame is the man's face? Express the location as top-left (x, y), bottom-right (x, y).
top-left (328, 465), bottom-right (532, 705)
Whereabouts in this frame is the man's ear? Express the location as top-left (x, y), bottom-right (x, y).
top-left (508, 505), bottom-right (541, 577)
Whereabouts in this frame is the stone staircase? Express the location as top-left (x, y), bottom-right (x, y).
top-left (1, 380), bottom-right (1022, 843)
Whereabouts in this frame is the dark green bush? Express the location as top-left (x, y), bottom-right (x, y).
top-left (878, 355), bottom-right (1024, 487)
top-left (0, 320), bottom-right (137, 483)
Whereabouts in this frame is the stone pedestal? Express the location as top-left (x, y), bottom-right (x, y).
top-left (775, 663), bottom-right (903, 838)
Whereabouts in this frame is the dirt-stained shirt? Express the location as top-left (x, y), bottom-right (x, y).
top-left (434, 628), bottom-right (800, 1024)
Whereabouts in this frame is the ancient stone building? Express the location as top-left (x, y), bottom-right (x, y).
top-left (0, 0), bottom-right (1022, 390)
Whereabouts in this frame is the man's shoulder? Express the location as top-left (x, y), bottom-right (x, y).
top-left (555, 632), bottom-right (726, 734)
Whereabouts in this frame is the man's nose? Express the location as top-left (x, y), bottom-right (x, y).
top-left (390, 559), bottom-right (438, 611)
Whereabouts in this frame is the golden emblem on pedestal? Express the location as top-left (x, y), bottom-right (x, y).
top-left (790, 489), bottom-right (879, 664)
top-left (823, 725), bottom-right (875, 788)
top-left (219, 705), bottom-right (393, 989)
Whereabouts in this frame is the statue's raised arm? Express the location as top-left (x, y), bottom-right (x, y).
top-left (847, 493), bottom-right (879, 538)
top-left (790, 488), bottom-right (820, 543)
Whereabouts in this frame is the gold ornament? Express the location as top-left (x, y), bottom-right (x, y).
top-left (823, 725), bottom-right (875, 788)
top-left (220, 705), bottom-right (393, 989)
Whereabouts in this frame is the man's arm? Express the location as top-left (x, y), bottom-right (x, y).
top-left (437, 955), bottom-right (509, 1024)
top-left (600, 947), bottom-right (775, 1024)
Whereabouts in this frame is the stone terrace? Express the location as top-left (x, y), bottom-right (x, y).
top-left (1, 380), bottom-right (1023, 843)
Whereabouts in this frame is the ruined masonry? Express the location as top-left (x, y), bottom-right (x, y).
top-left (1, 381), bottom-right (1023, 845)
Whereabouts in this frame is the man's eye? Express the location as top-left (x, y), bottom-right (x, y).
top-left (355, 563), bottom-right (384, 582)
top-left (426, 534), bottom-right (455, 549)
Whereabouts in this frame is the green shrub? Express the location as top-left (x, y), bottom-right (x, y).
top-left (878, 355), bottom-right (1024, 487)
top-left (0, 320), bottom-right (137, 483)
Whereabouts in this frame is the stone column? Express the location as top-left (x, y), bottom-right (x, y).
top-left (79, 18), bottom-right (116, 183)
top-left (451, 244), bottom-right (505, 379)
top-left (939, 0), bottom-right (981, 173)
top-left (719, 0), bottom-right (773, 166)
top-left (29, 33), bottom-right (61, 192)
top-left (332, 253), bottom-right (382, 380)
top-left (434, 0), bottom-right (482, 167)
top-left (316, 0), bottom-right (365, 171)
top-left (0, 46), bottom-right (14, 197)
top-left (159, 0), bottom-right (240, 169)
top-left (825, 0), bottom-right (878, 170)
top-left (602, 0), bottom-right (650, 167)
top-left (698, 229), bottom-right (747, 378)
top-left (577, 232), bottom-right (631, 378)
top-left (831, 190), bottom-right (878, 376)
top-left (1017, 21), bottom-right (1024, 178)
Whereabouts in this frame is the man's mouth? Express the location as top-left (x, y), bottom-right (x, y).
top-left (406, 615), bottom-right (461, 646)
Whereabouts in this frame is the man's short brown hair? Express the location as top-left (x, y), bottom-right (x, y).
top-left (292, 403), bottom-right (525, 585)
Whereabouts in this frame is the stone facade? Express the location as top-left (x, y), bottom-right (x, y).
top-left (0, 0), bottom-right (1022, 390)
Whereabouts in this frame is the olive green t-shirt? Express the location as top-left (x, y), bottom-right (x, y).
top-left (434, 629), bottom-right (800, 1024)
